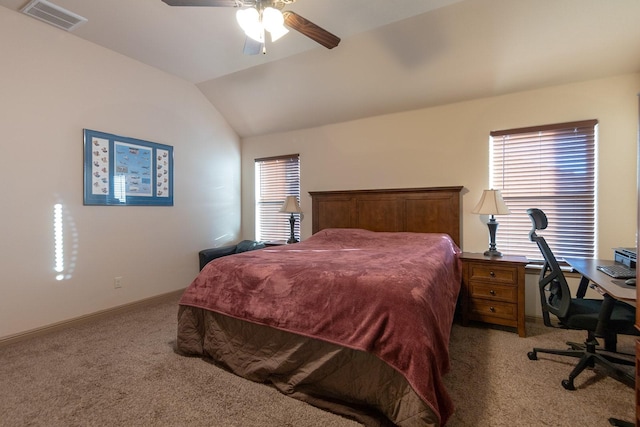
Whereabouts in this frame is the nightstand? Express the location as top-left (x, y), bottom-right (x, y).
top-left (460, 252), bottom-right (528, 337)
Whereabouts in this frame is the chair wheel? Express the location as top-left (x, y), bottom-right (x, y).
top-left (561, 379), bottom-right (575, 390)
top-left (527, 351), bottom-right (537, 360)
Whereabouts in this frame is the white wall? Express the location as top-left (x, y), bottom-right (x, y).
top-left (0, 8), bottom-right (241, 339)
top-left (242, 73), bottom-right (640, 318)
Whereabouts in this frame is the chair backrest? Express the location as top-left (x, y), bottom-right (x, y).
top-left (527, 208), bottom-right (571, 325)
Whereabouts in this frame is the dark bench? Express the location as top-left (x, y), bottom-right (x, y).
top-left (198, 240), bottom-right (266, 270)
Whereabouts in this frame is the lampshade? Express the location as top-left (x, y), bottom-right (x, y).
top-left (472, 189), bottom-right (511, 215)
top-left (279, 196), bottom-right (303, 213)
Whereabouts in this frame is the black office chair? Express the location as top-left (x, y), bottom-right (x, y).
top-left (526, 208), bottom-right (637, 390)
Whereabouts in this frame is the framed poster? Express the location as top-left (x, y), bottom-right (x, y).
top-left (83, 129), bottom-right (174, 206)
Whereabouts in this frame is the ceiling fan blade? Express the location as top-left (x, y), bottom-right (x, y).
top-left (161, 0), bottom-right (241, 6)
top-left (243, 36), bottom-right (264, 55)
top-left (282, 11), bottom-right (340, 49)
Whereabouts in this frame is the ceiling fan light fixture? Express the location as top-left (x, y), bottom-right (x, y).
top-left (236, 8), bottom-right (259, 32)
top-left (236, 5), bottom-right (288, 43)
top-left (262, 7), bottom-right (283, 30)
top-left (263, 7), bottom-right (288, 41)
top-left (236, 7), bottom-right (264, 42)
top-left (163, 0), bottom-right (341, 53)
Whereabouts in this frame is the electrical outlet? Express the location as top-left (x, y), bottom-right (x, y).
top-left (114, 276), bottom-right (122, 289)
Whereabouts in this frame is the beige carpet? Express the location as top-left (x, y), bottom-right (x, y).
top-left (0, 294), bottom-right (635, 426)
top-left (445, 321), bottom-right (635, 426)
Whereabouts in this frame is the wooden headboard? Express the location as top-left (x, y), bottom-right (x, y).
top-left (309, 186), bottom-right (463, 247)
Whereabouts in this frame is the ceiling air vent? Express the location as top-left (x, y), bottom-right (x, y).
top-left (21, 0), bottom-right (87, 32)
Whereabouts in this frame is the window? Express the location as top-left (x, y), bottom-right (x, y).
top-left (255, 154), bottom-right (301, 242)
top-left (490, 120), bottom-right (597, 260)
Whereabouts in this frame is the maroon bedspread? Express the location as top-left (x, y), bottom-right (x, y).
top-left (179, 228), bottom-right (462, 425)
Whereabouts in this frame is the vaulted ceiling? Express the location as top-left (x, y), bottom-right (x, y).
top-left (3, 0), bottom-right (640, 137)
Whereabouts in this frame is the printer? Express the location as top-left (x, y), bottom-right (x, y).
top-left (614, 247), bottom-right (636, 268)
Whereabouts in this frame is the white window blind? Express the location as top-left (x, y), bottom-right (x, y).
top-left (490, 120), bottom-right (597, 260)
top-left (255, 154), bottom-right (301, 242)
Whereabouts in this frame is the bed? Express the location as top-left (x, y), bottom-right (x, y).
top-left (177, 187), bottom-right (463, 426)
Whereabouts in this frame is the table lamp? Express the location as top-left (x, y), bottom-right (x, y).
top-left (472, 189), bottom-right (511, 257)
top-left (279, 196), bottom-right (303, 243)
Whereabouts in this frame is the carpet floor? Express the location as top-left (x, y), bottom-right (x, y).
top-left (0, 293), bottom-right (635, 426)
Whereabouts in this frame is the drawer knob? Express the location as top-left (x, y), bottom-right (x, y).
top-left (489, 289), bottom-right (496, 296)
top-left (490, 271), bottom-right (496, 277)
top-left (489, 306), bottom-right (495, 312)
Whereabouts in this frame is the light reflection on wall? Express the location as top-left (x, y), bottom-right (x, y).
top-left (53, 202), bottom-right (78, 281)
top-left (54, 204), bottom-right (64, 280)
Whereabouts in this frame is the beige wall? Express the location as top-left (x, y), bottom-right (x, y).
top-left (242, 73), bottom-right (640, 318)
top-left (0, 8), bottom-right (241, 339)
top-left (2, 6), bottom-right (638, 336)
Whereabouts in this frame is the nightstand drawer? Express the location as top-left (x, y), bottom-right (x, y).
top-left (469, 282), bottom-right (518, 303)
top-left (468, 299), bottom-right (517, 321)
top-left (468, 263), bottom-right (518, 284)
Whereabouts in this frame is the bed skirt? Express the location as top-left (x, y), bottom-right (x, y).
top-left (176, 305), bottom-right (440, 427)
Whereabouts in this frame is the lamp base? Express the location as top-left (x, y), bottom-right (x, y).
top-left (484, 249), bottom-right (503, 257)
top-left (484, 216), bottom-right (503, 257)
top-left (287, 213), bottom-right (298, 244)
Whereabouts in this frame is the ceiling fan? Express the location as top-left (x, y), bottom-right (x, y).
top-left (161, 0), bottom-right (341, 55)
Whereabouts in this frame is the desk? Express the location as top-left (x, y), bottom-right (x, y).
top-left (564, 257), bottom-right (636, 305)
top-left (564, 259), bottom-right (637, 427)
top-left (564, 257), bottom-right (636, 350)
